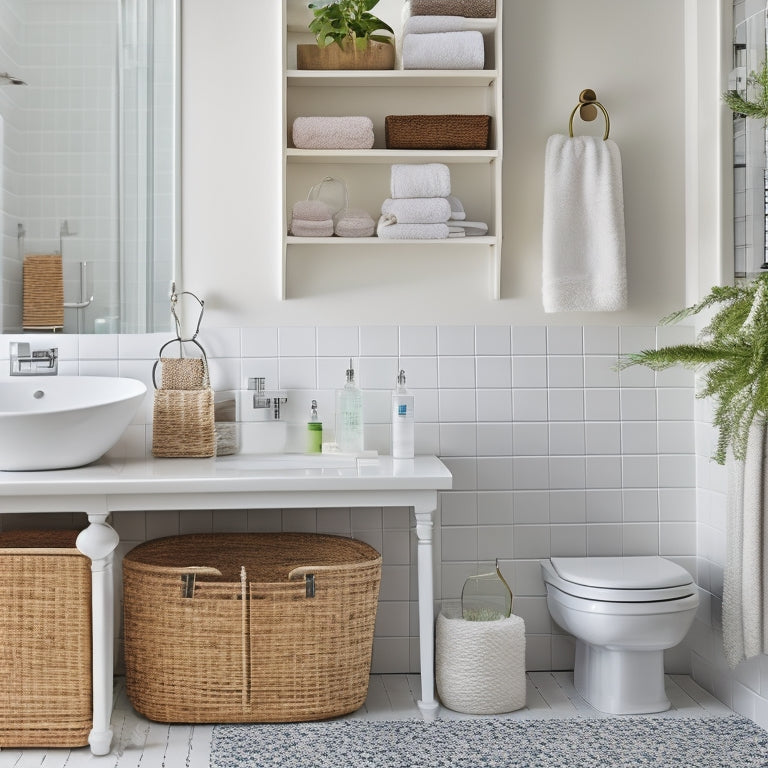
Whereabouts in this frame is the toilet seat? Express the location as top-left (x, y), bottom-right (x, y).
top-left (542, 556), bottom-right (696, 603)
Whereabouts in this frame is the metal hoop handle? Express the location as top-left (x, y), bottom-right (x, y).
top-left (568, 89), bottom-right (610, 140)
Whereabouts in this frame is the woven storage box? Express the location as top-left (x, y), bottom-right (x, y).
top-left (0, 530), bottom-right (91, 747)
top-left (385, 115), bottom-right (491, 150)
top-left (123, 533), bottom-right (382, 723)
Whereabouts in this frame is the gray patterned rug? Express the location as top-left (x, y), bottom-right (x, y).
top-left (210, 715), bottom-right (768, 767)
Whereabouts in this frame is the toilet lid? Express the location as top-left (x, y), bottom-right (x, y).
top-left (544, 557), bottom-right (696, 603)
top-left (551, 557), bottom-right (693, 590)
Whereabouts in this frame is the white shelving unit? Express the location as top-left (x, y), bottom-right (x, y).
top-left (281, 0), bottom-right (503, 300)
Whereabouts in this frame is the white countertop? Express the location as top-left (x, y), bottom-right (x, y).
top-left (0, 453), bottom-right (452, 499)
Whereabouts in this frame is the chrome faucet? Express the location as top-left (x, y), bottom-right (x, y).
top-left (9, 343), bottom-right (58, 376)
top-left (248, 377), bottom-right (287, 420)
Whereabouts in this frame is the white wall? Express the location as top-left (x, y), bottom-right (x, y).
top-left (181, 0), bottom-right (692, 327)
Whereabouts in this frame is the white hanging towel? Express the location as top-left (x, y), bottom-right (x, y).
top-left (542, 134), bottom-right (627, 312)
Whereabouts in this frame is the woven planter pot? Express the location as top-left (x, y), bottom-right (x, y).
top-left (297, 39), bottom-right (395, 70)
top-left (436, 611), bottom-right (526, 715)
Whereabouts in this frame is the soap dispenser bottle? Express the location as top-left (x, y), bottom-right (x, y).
top-left (307, 399), bottom-right (322, 453)
top-left (391, 369), bottom-right (414, 459)
top-left (335, 358), bottom-right (364, 454)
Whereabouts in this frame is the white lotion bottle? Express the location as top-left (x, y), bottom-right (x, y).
top-left (391, 369), bottom-right (414, 459)
top-left (335, 358), bottom-right (364, 454)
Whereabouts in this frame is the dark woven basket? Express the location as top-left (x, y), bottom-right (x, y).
top-left (385, 115), bottom-right (491, 150)
top-left (123, 532), bottom-right (382, 723)
top-left (0, 530), bottom-right (91, 747)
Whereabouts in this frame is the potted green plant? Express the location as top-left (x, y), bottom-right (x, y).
top-left (618, 274), bottom-right (768, 464)
top-left (297, 0), bottom-right (395, 71)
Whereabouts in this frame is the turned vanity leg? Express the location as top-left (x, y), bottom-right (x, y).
top-left (76, 514), bottom-right (119, 756)
top-left (414, 500), bottom-right (438, 716)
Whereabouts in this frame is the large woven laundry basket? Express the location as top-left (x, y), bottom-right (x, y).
top-left (0, 530), bottom-right (91, 747)
top-left (122, 533), bottom-right (381, 723)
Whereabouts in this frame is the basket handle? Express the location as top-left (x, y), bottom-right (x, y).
top-left (288, 562), bottom-right (370, 580)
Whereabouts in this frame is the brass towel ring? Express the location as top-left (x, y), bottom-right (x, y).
top-left (568, 88), bottom-right (610, 140)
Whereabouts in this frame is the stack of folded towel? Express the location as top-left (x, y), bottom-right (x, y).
top-left (378, 163), bottom-right (451, 239)
top-left (400, 14), bottom-right (485, 70)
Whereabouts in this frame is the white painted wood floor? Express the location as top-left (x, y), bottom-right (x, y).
top-left (0, 673), bottom-right (733, 768)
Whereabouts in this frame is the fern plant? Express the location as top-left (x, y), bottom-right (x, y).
top-left (618, 274), bottom-right (768, 464)
top-left (723, 58), bottom-right (768, 119)
top-left (308, 0), bottom-right (394, 50)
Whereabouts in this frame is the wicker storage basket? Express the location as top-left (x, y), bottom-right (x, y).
top-left (122, 533), bottom-right (382, 723)
top-left (385, 115), bottom-right (491, 150)
top-left (0, 530), bottom-right (91, 747)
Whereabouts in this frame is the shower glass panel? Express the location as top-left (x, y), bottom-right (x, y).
top-left (0, 0), bottom-right (176, 334)
top-left (120, 0), bottom-right (176, 334)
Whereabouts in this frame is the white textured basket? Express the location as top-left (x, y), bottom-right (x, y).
top-left (436, 612), bottom-right (526, 714)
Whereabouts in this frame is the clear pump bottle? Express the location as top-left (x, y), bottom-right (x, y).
top-left (335, 358), bottom-right (364, 454)
top-left (391, 369), bottom-right (414, 459)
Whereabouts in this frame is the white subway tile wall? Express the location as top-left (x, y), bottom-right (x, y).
top-left (0, 325), bottom-right (698, 677)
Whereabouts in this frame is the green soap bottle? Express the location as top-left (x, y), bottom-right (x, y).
top-left (307, 399), bottom-right (322, 453)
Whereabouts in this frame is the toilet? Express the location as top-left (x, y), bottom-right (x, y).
top-left (540, 556), bottom-right (698, 715)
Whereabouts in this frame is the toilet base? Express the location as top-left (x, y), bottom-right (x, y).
top-left (574, 640), bottom-right (670, 715)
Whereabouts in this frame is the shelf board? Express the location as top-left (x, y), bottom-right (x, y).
top-left (286, 148), bottom-right (499, 164)
top-left (286, 69), bottom-right (498, 88)
top-left (286, 235), bottom-right (496, 246)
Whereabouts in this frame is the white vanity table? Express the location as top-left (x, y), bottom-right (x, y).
top-left (0, 453), bottom-right (451, 755)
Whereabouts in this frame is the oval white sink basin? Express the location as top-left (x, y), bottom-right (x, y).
top-left (0, 376), bottom-right (147, 470)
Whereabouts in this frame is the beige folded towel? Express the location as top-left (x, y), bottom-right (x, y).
top-left (291, 219), bottom-right (334, 237)
top-left (334, 208), bottom-right (375, 238)
top-left (292, 200), bottom-right (334, 221)
top-left (292, 116), bottom-right (375, 149)
top-left (23, 254), bottom-right (64, 330)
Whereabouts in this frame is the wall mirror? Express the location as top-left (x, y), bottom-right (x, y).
top-left (731, 0), bottom-right (768, 279)
top-left (0, 0), bottom-right (179, 334)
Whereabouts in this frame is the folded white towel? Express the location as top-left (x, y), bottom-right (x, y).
top-left (391, 163), bottom-right (451, 199)
top-left (292, 116), bottom-right (374, 150)
top-left (402, 31), bottom-right (485, 70)
top-left (542, 134), bottom-right (627, 313)
top-left (403, 15), bottom-right (467, 34)
top-left (377, 216), bottom-right (449, 239)
top-left (448, 220), bottom-right (488, 236)
top-left (381, 197), bottom-right (451, 224)
top-left (446, 195), bottom-right (465, 220)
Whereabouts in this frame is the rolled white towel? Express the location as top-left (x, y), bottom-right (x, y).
top-left (381, 197), bottom-right (451, 224)
top-left (292, 116), bottom-right (375, 149)
top-left (402, 31), bottom-right (485, 70)
top-left (391, 163), bottom-right (451, 199)
top-left (403, 15), bottom-right (467, 34)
